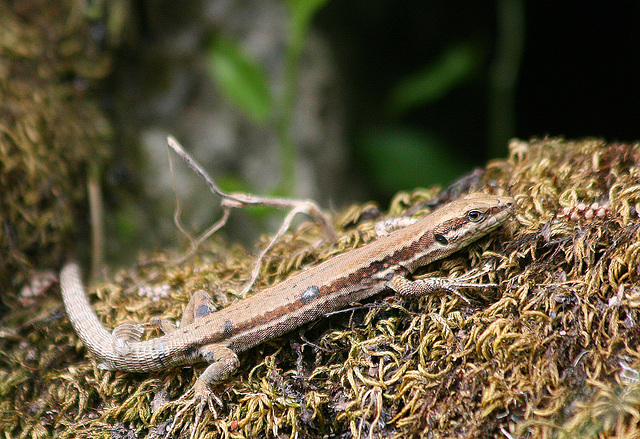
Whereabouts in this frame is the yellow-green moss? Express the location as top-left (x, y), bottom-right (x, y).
top-left (2, 138), bottom-right (640, 438)
top-left (0, 0), bottom-right (116, 289)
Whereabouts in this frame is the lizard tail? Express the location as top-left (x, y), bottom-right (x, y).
top-left (60, 262), bottom-right (117, 370)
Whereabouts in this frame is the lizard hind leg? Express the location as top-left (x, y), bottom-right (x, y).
top-left (169, 344), bottom-right (239, 439)
top-left (171, 291), bottom-right (239, 438)
top-left (110, 322), bottom-right (145, 358)
top-left (181, 289), bottom-right (217, 326)
top-left (151, 289), bottom-right (217, 335)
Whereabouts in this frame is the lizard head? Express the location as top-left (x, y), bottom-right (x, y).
top-left (429, 193), bottom-right (515, 248)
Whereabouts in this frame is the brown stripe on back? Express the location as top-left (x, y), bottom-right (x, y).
top-left (220, 206), bottom-right (504, 351)
top-left (222, 227), bottom-right (443, 348)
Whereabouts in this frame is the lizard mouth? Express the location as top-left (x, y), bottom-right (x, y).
top-left (484, 196), bottom-right (516, 232)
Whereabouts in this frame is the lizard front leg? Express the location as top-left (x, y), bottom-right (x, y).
top-left (388, 268), bottom-right (497, 302)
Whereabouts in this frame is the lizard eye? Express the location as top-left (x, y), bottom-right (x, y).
top-left (434, 233), bottom-right (449, 245)
top-left (466, 209), bottom-right (485, 222)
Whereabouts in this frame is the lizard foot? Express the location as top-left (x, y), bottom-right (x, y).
top-left (390, 265), bottom-right (499, 304)
top-left (168, 379), bottom-right (222, 439)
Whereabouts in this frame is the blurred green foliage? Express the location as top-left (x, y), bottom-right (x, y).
top-left (205, 1), bottom-right (518, 200)
top-left (358, 126), bottom-right (471, 192)
top-left (356, 41), bottom-right (483, 195)
top-left (387, 42), bottom-right (481, 117)
top-left (206, 0), bottom-right (328, 197)
top-left (207, 38), bottom-right (272, 124)
top-left (287, 0), bottom-right (329, 56)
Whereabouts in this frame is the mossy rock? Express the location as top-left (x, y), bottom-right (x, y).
top-left (0, 1), bottom-right (117, 293)
top-left (2, 138), bottom-right (640, 438)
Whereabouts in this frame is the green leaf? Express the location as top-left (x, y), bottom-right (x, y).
top-left (286, 0), bottom-right (329, 51)
top-left (387, 42), bottom-right (482, 116)
top-left (356, 126), bottom-right (472, 194)
top-left (207, 38), bottom-right (272, 124)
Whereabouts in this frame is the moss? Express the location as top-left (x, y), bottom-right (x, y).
top-left (0, 0), bottom-right (116, 290)
top-left (2, 138), bottom-right (640, 438)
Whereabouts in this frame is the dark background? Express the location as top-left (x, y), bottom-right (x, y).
top-left (104, 0), bottom-right (640, 254)
top-left (315, 1), bottom-right (639, 196)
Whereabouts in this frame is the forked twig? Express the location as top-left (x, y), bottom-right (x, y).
top-left (166, 136), bottom-right (338, 290)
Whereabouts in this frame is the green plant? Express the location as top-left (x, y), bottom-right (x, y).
top-left (206, 0), bottom-right (329, 197)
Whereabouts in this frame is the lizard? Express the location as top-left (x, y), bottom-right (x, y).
top-left (59, 192), bottom-right (514, 426)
